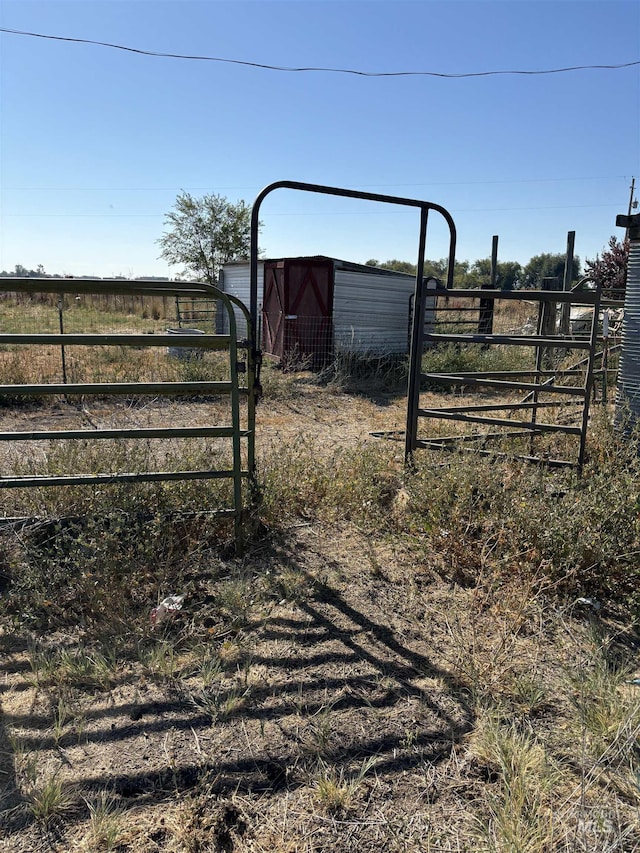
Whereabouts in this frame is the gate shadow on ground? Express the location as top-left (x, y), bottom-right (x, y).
top-left (0, 534), bottom-right (474, 840)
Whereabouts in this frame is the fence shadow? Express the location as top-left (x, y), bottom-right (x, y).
top-left (0, 532), bottom-right (474, 840)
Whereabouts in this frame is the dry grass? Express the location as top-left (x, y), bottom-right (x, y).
top-left (1, 308), bottom-right (639, 851)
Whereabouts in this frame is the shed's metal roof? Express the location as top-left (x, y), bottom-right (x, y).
top-left (222, 256), bottom-right (414, 278)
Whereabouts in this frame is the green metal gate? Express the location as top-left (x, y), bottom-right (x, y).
top-left (0, 277), bottom-right (257, 550)
top-left (405, 279), bottom-right (606, 469)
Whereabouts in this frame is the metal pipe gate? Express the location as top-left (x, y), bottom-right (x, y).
top-left (248, 181), bottom-right (458, 386)
top-left (0, 277), bottom-right (257, 550)
top-left (405, 281), bottom-right (606, 469)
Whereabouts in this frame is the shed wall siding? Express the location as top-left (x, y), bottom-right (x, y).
top-left (218, 263), bottom-right (264, 336)
top-left (332, 269), bottom-right (415, 354)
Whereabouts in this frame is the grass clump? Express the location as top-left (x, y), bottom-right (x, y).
top-left (421, 342), bottom-right (531, 385)
top-left (82, 791), bottom-right (123, 851)
top-left (28, 643), bottom-right (117, 691)
top-left (568, 624), bottom-right (640, 769)
top-left (27, 774), bottom-right (75, 825)
top-left (470, 711), bottom-right (558, 852)
top-left (320, 350), bottom-right (408, 394)
top-left (189, 684), bottom-right (250, 724)
top-left (259, 439), bottom-right (400, 528)
top-left (138, 640), bottom-right (182, 682)
top-left (311, 756), bottom-right (380, 814)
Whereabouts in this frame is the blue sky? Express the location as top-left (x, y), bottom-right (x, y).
top-left (0, 0), bottom-right (638, 278)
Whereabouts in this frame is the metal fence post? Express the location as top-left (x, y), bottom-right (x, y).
top-left (559, 231), bottom-right (575, 336)
top-left (405, 208), bottom-right (429, 463)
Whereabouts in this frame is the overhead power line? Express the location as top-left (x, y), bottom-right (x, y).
top-left (2, 202), bottom-right (625, 218)
top-left (1, 26), bottom-right (639, 77)
top-left (1, 176), bottom-right (631, 192)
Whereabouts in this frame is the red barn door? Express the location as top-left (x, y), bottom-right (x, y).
top-left (262, 262), bottom-right (286, 358)
top-left (262, 259), bottom-right (334, 367)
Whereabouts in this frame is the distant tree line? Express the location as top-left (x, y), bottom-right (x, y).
top-left (0, 265), bottom-right (170, 282)
top-left (364, 253), bottom-right (579, 291)
top-left (0, 264), bottom-right (48, 277)
top-left (365, 236), bottom-right (629, 295)
top-left (3, 185), bottom-right (630, 298)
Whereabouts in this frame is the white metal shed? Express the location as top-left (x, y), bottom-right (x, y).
top-left (218, 256), bottom-right (433, 364)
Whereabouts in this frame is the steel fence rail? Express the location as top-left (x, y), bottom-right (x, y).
top-left (406, 282), bottom-right (605, 469)
top-left (0, 276), bottom-right (257, 551)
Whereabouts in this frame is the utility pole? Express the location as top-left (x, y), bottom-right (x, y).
top-left (627, 177), bottom-right (637, 240)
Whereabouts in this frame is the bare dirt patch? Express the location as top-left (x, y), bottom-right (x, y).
top-left (4, 519), bottom-right (635, 851)
top-left (1, 524), bottom-right (475, 852)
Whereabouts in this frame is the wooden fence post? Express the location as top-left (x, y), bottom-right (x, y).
top-left (478, 235), bottom-right (498, 336)
top-left (559, 230), bottom-right (575, 336)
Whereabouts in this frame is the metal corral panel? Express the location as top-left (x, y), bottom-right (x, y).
top-left (218, 262), bottom-right (264, 336)
top-left (333, 266), bottom-right (433, 354)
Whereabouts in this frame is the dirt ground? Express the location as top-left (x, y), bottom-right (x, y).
top-left (0, 381), bottom-right (634, 852)
top-left (0, 385), bottom-right (438, 852)
top-left (0, 379), bottom-right (407, 447)
top-left (2, 513), bottom-right (583, 853)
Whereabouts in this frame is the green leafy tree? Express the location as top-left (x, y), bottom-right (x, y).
top-left (376, 259), bottom-right (418, 275)
top-left (449, 259), bottom-right (489, 287)
top-left (468, 258), bottom-right (491, 286)
top-left (585, 236), bottom-right (629, 295)
top-left (497, 261), bottom-right (523, 291)
top-left (469, 258), bottom-right (522, 290)
top-left (365, 258), bottom-right (449, 279)
top-left (424, 259), bottom-right (449, 280)
top-left (520, 252), bottom-right (581, 290)
top-left (158, 192), bottom-right (253, 284)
